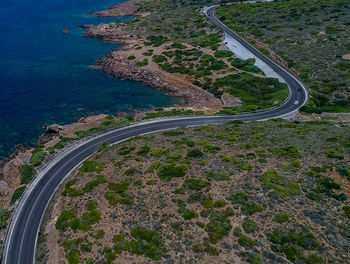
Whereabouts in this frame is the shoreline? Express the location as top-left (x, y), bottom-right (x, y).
top-left (81, 23), bottom-right (225, 109)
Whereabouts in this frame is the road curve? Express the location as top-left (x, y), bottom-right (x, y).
top-left (3, 5), bottom-right (308, 264)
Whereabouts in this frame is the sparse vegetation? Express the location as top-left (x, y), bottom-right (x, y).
top-left (49, 119), bottom-right (349, 263)
top-left (217, 0), bottom-right (350, 113)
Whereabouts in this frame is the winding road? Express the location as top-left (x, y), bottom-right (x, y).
top-left (2, 4), bottom-right (308, 264)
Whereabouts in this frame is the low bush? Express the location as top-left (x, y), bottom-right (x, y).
top-left (30, 146), bottom-right (47, 166)
top-left (0, 208), bottom-right (10, 229)
top-left (207, 170), bottom-right (229, 181)
top-left (20, 164), bottom-right (36, 184)
top-left (186, 148), bottom-right (204, 158)
top-left (158, 163), bottom-right (187, 181)
top-left (269, 229), bottom-right (323, 263)
top-left (152, 54), bottom-right (167, 63)
top-left (205, 210), bottom-right (233, 244)
top-left (274, 212), bottom-right (290, 223)
top-left (79, 161), bottom-right (104, 174)
top-left (56, 210), bottom-right (75, 231)
top-left (10, 186), bottom-right (26, 205)
top-left (242, 219), bottom-right (257, 233)
top-left (136, 59), bottom-right (149, 67)
top-left (262, 170), bottom-right (300, 198)
top-left (183, 179), bottom-right (210, 190)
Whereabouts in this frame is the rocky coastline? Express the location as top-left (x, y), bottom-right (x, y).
top-left (82, 23), bottom-right (224, 109)
top-left (89, 0), bottom-right (141, 17)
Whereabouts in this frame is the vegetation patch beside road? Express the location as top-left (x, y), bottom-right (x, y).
top-left (38, 119), bottom-right (350, 264)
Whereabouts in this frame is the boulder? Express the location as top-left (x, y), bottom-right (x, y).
top-left (45, 124), bottom-right (60, 134)
top-left (221, 92), bottom-right (242, 107)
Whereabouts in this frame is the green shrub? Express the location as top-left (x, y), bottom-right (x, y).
top-left (229, 192), bottom-right (248, 204)
top-left (82, 175), bottom-right (107, 193)
top-left (20, 164), bottom-right (36, 184)
top-left (79, 161), bottom-right (104, 174)
top-left (201, 198), bottom-right (214, 209)
top-left (62, 179), bottom-right (83, 197)
top-left (152, 55), bottom-right (167, 63)
top-left (183, 179), bottom-right (210, 190)
top-left (229, 193), bottom-right (264, 215)
top-left (150, 148), bottom-right (167, 157)
top-left (242, 219), bottom-right (257, 233)
top-left (158, 163), bottom-right (187, 181)
top-left (258, 47), bottom-right (270, 56)
top-left (136, 145), bottom-right (150, 155)
top-left (143, 50), bottom-right (153, 56)
top-left (68, 218), bottom-right (81, 230)
top-left (146, 179), bottom-right (156, 185)
top-left (231, 58), bottom-right (262, 73)
top-left (274, 212), bottom-right (290, 223)
top-left (125, 167), bottom-right (137, 176)
top-left (192, 240), bottom-right (219, 256)
top-left (214, 50), bottom-right (234, 58)
top-left (86, 201), bottom-right (98, 211)
top-left (136, 59), bottom-right (149, 67)
top-left (186, 148), bottom-right (204, 158)
top-left (97, 142), bottom-right (111, 152)
top-left (262, 170), bottom-right (300, 198)
top-left (269, 229), bottom-right (322, 263)
top-left (324, 148), bottom-right (344, 159)
top-left (146, 161), bottom-right (162, 173)
top-left (315, 178), bottom-right (346, 201)
top-left (207, 170), bottom-right (230, 181)
top-left (214, 200), bottom-right (227, 208)
top-left (146, 35), bottom-right (169, 47)
top-left (129, 226), bottom-right (165, 260)
top-left (103, 247), bottom-right (116, 264)
top-left (66, 248), bottom-right (80, 264)
top-left (10, 186), bottom-right (26, 204)
top-left (238, 233), bottom-right (256, 249)
top-left (30, 146), bottom-right (47, 166)
top-left (56, 210), bottom-right (75, 231)
top-left (205, 211), bottom-right (232, 244)
top-left (343, 206), bottom-right (350, 218)
top-left (117, 145), bottom-right (135, 155)
top-left (82, 209), bottom-right (101, 225)
top-left (128, 55), bottom-right (136, 60)
top-left (0, 208), bottom-right (10, 229)
top-left (94, 229), bottom-right (105, 239)
top-left (108, 180), bottom-right (129, 194)
top-left (182, 209), bottom-right (198, 220)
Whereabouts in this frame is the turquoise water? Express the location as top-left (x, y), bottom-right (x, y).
top-left (0, 0), bottom-right (180, 157)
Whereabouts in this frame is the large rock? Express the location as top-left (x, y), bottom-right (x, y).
top-left (221, 92), bottom-right (242, 107)
top-left (45, 124), bottom-right (60, 134)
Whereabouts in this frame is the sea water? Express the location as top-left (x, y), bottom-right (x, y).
top-left (0, 0), bottom-right (180, 157)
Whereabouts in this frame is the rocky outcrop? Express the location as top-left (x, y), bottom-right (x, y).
top-left (96, 52), bottom-right (223, 109)
top-left (221, 92), bottom-right (242, 107)
top-left (90, 0), bottom-right (139, 17)
top-left (45, 124), bottom-right (60, 134)
top-left (81, 24), bottom-right (139, 45)
top-left (342, 54), bottom-right (350, 60)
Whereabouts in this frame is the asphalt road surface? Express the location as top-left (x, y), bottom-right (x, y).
top-left (3, 5), bottom-right (308, 264)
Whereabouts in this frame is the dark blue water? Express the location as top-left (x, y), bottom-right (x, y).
top-left (0, 0), bottom-right (180, 157)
